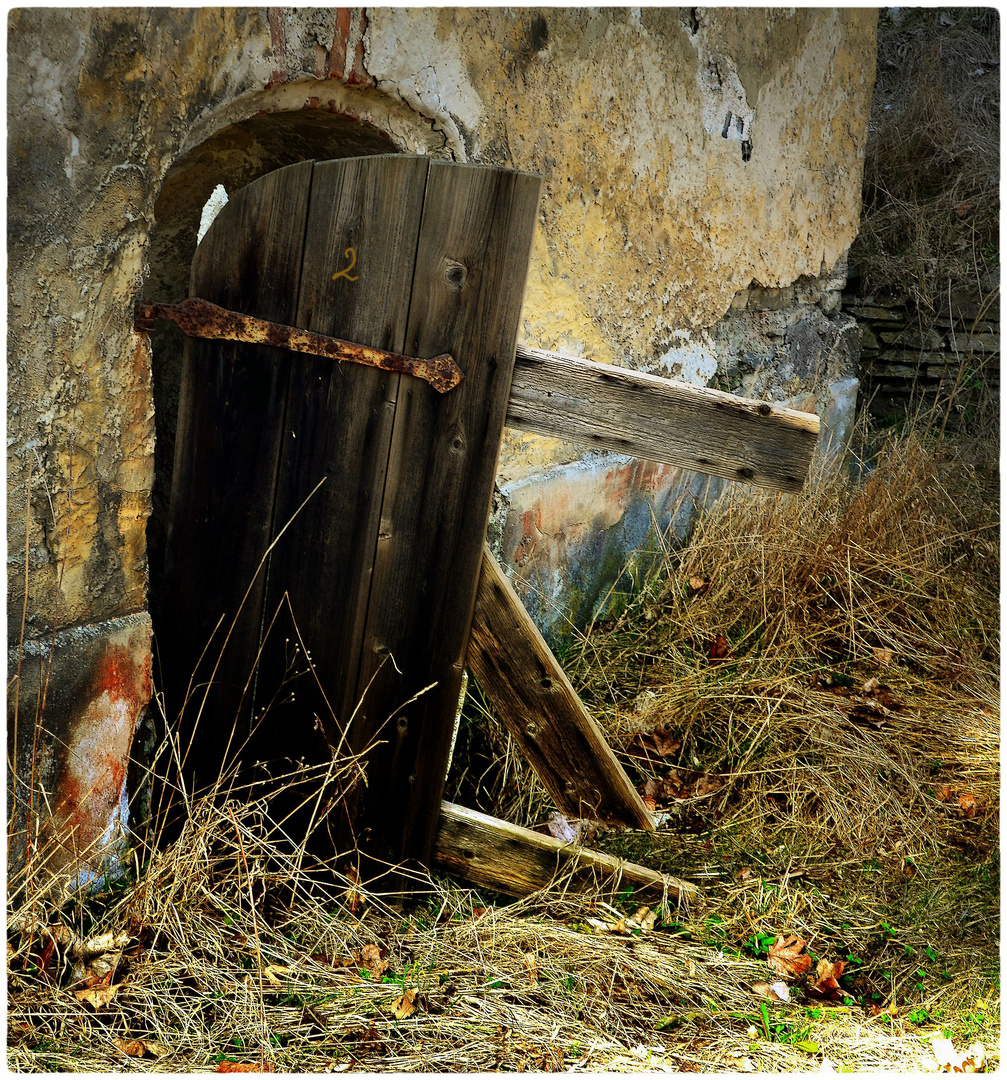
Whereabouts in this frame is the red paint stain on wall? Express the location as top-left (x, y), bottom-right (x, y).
top-left (52, 640), bottom-right (152, 869)
top-left (267, 7), bottom-right (288, 89)
top-left (328, 9), bottom-right (374, 88)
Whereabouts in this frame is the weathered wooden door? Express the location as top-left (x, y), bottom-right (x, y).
top-left (158, 155), bottom-right (541, 888)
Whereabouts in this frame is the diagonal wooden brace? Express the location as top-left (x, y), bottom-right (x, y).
top-left (469, 545), bottom-right (655, 831)
top-left (135, 297), bottom-right (464, 393)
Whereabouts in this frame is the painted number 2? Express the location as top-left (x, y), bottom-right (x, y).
top-left (332, 247), bottom-right (358, 281)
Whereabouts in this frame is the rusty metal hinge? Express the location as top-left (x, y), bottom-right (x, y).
top-left (135, 297), bottom-right (463, 394)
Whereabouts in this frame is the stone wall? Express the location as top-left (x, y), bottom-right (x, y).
top-left (844, 285), bottom-right (1001, 420)
top-left (7, 7), bottom-right (877, 890)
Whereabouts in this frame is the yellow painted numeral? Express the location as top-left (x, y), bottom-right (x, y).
top-left (332, 247), bottom-right (358, 281)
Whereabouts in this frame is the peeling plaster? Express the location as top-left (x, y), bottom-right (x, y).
top-left (654, 330), bottom-right (720, 386)
top-left (363, 9), bottom-right (486, 160)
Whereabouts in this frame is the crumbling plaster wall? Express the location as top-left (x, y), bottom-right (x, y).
top-left (7, 7), bottom-right (876, 888)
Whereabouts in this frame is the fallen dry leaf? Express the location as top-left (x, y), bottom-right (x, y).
top-left (263, 964), bottom-right (292, 985)
top-left (626, 728), bottom-right (682, 767)
top-left (767, 934), bottom-right (812, 978)
top-left (74, 983), bottom-right (119, 1008)
top-left (585, 905), bottom-right (657, 936)
top-left (74, 931), bottom-right (131, 960)
top-left (112, 1037), bottom-right (166, 1059)
top-left (215, 1063), bottom-right (275, 1073)
top-left (872, 646), bottom-right (895, 666)
top-left (390, 987), bottom-right (419, 1019)
top-left (545, 813), bottom-right (581, 844)
top-left (849, 703), bottom-right (886, 730)
top-left (750, 980), bottom-right (790, 1002)
top-left (632, 906), bottom-right (657, 932)
top-left (936, 785), bottom-right (955, 802)
top-left (523, 952), bottom-right (538, 986)
top-left (807, 958), bottom-right (846, 1000)
top-left (358, 944), bottom-right (388, 980)
top-left (343, 867), bottom-right (364, 917)
top-left (688, 575), bottom-right (712, 595)
top-left (958, 793), bottom-right (977, 819)
top-left (708, 634), bottom-right (732, 664)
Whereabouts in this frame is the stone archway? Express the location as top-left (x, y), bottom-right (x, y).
top-left (145, 109), bottom-right (402, 621)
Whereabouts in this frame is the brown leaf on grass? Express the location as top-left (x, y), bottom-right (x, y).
top-left (74, 983), bottom-right (119, 1008)
top-left (343, 867), bottom-right (364, 916)
top-left (358, 943), bottom-right (389, 980)
top-left (767, 935), bottom-right (812, 978)
top-left (626, 729), bottom-right (682, 766)
top-left (860, 679), bottom-right (903, 711)
top-left (112, 1037), bottom-right (166, 1059)
top-left (708, 634), bottom-right (732, 664)
top-left (390, 987), bottom-right (420, 1019)
top-left (848, 704), bottom-right (886, 730)
top-left (215, 1063), bottom-right (274, 1073)
top-left (958, 793), bottom-right (977, 818)
top-left (523, 952), bottom-right (538, 986)
top-left (872, 647), bottom-right (895, 666)
top-left (692, 772), bottom-right (725, 798)
top-left (641, 770), bottom-right (724, 807)
top-left (750, 980), bottom-right (790, 1002)
top-left (688, 575), bottom-right (712, 595)
top-left (936, 784), bottom-right (955, 802)
top-left (807, 958), bottom-right (846, 1000)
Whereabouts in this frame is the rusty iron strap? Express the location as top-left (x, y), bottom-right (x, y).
top-left (135, 297), bottom-right (464, 394)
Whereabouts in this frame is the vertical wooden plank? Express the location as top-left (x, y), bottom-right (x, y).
top-left (158, 161), bottom-right (314, 797)
top-left (256, 156), bottom-right (430, 777)
top-left (352, 162), bottom-right (542, 882)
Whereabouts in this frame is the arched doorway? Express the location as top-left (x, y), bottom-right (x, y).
top-left (145, 110), bottom-right (400, 621)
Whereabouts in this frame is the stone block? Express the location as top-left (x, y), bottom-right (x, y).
top-left (877, 328), bottom-right (944, 349)
top-left (859, 327), bottom-right (881, 351)
top-left (948, 332), bottom-right (1000, 353)
top-left (7, 613), bottom-right (152, 898)
top-left (818, 290), bottom-right (842, 315)
top-left (843, 302), bottom-right (907, 321)
top-left (747, 285), bottom-right (797, 312)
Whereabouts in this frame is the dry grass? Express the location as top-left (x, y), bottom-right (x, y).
top-left (855, 8), bottom-right (999, 312)
top-left (567, 430), bottom-right (998, 853)
top-left (8, 420), bottom-right (999, 1072)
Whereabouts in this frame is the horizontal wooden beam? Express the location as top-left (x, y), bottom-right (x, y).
top-left (434, 802), bottom-right (698, 904)
top-left (508, 345), bottom-right (821, 493)
top-left (469, 546), bottom-right (654, 831)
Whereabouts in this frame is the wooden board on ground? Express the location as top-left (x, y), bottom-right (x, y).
top-left (468, 546), bottom-right (654, 831)
top-left (434, 802), bottom-right (698, 904)
top-left (509, 345), bottom-right (821, 492)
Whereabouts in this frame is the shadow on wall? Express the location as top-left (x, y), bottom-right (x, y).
top-left (146, 110), bottom-right (398, 625)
